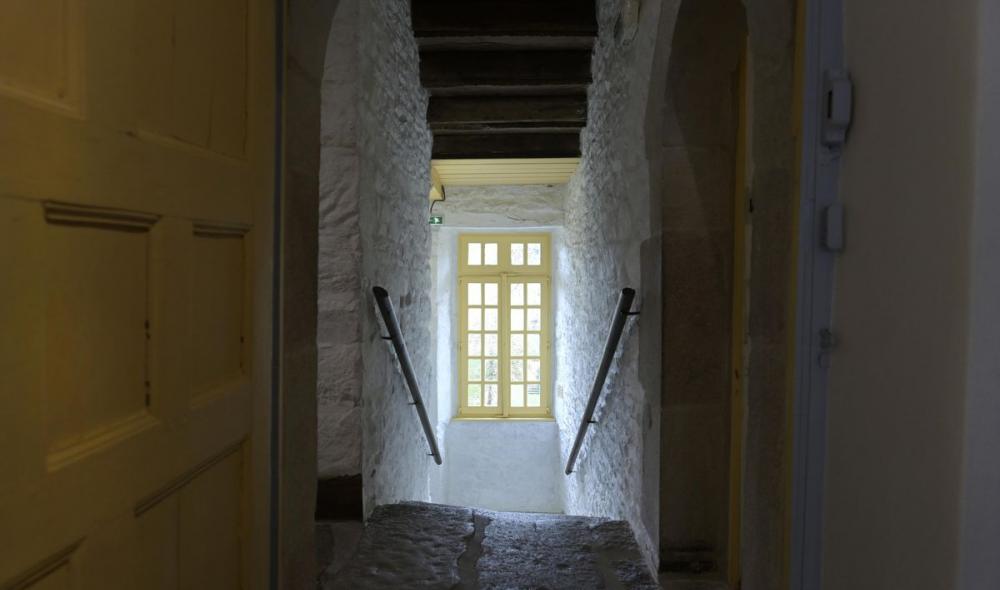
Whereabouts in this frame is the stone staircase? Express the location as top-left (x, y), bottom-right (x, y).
top-left (319, 501), bottom-right (659, 589)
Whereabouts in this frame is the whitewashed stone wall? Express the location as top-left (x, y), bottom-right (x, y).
top-left (434, 184), bottom-right (567, 227)
top-left (555, 0), bottom-right (674, 569)
top-left (356, 0), bottom-right (437, 511)
top-left (318, 0), bottom-right (438, 507)
top-left (318, 0), bottom-right (362, 480)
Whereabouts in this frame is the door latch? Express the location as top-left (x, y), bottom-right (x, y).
top-left (822, 69), bottom-right (853, 148)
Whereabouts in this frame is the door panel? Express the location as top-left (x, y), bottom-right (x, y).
top-left (0, 1), bottom-right (273, 588)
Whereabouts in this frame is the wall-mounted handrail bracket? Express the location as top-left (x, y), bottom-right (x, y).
top-left (372, 286), bottom-right (443, 466)
top-left (564, 287), bottom-right (637, 475)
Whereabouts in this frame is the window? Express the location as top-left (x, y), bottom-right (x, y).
top-left (458, 234), bottom-right (551, 417)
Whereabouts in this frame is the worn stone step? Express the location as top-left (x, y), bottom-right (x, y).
top-left (322, 501), bottom-right (659, 589)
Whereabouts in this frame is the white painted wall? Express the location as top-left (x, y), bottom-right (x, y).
top-left (957, 1), bottom-right (1000, 587)
top-left (434, 185), bottom-right (567, 228)
top-left (430, 194), bottom-right (567, 513)
top-left (821, 0), bottom-right (986, 588)
top-left (444, 421), bottom-right (564, 513)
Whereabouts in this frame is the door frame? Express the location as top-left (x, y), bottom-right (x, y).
top-left (789, 0), bottom-right (845, 586)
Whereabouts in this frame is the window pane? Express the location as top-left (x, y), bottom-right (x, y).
top-left (468, 384), bottom-right (482, 407)
top-left (510, 283), bottom-right (524, 306)
top-left (510, 333), bottom-right (524, 356)
top-left (468, 307), bottom-right (482, 331)
top-left (527, 308), bottom-right (541, 331)
top-left (527, 384), bottom-right (541, 407)
top-left (526, 359), bottom-right (541, 382)
top-left (467, 242), bottom-right (481, 265)
top-left (484, 307), bottom-right (499, 331)
top-left (484, 243), bottom-right (498, 265)
top-left (485, 384), bottom-right (499, 407)
top-left (510, 359), bottom-right (524, 382)
top-left (527, 242), bottom-right (542, 265)
top-left (468, 359), bottom-right (482, 381)
top-left (468, 333), bottom-right (481, 356)
top-left (484, 359), bottom-right (499, 382)
top-left (510, 384), bottom-right (524, 407)
top-left (467, 282), bottom-right (481, 305)
top-left (484, 283), bottom-right (499, 306)
top-left (511, 243), bottom-right (524, 265)
top-left (527, 334), bottom-right (541, 356)
top-left (510, 308), bottom-right (524, 331)
top-left (527, 282), bottom-right (542, 306)
top-left (484, 333), bottom-right (499, 357)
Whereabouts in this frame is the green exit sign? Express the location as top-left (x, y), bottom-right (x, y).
top-left (429, 215), bottom-right (443, 225)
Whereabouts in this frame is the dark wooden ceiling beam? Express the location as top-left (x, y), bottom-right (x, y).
top-left (420, 50), bottom-right (592, 94)
top-left (432, 133), bottom-right (582, 159)
top-left (412, 0), bottom-right (598, 38)
top-left (428, 95), bottom-right (587, 126)
top-left (417, 36), bottom-right (595, 53)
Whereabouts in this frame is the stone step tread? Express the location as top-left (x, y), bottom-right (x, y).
top-left (323, 501), bottom-right (659, 589)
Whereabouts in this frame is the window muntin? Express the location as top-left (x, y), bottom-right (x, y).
top-left (458, 234), bottom-right (551, 418)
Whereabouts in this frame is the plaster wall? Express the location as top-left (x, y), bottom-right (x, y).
top-left (658, 0), bottom-right (745, 570)
top-left (434, 184), bottom-right (567, 228)
top-left (821, 0), bottom-right (977, 587)
top-left (445, 421), bottom-right (564, 513)
top-left (957, 1), bottom-right (1000, 587)
top-left (555, 0), bottom-right (673, 569)
top-left (283, 0), bottom-right (341, 584)
top-left (432, 221), bottom-right (564, 513)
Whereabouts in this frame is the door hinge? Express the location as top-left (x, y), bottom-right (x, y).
top-left (822, 203), bottom-right (845, 253)
top-left (818, 328), bottom-right (838, 368)
top-left (822, 69), bottom-right (853, 148)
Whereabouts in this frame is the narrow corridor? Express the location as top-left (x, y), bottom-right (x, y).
top-left (320, 502), bottom-right (658, 589)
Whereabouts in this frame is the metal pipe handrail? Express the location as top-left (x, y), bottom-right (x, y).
top-left (565, 287), bottom-right (637, 475)
top-left (372, 286), bottom-right (443, 465)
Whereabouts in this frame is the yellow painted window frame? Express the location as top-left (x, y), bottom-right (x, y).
top-left (458, 233), bottom-right (552, 418)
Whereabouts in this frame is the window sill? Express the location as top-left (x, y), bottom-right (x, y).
top-left (451, 416), bottom-right (555, 422)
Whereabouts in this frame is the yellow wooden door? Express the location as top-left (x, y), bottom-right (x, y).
top-left (0, 1), bottom-right (274, 588)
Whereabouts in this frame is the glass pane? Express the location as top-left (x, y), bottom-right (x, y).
top-left (527, 384), bottom-right (541, 407)
top-left (510, 384), bottom-right (524, 407)
top-left (467, 242), bottom-right (481, 266)
top-left (484, 243), bottom-right (498, 265)
top-left (510, 359), bottom-right (524, 382)
top-left (527, 334), bottom-right (541, 356)
top-left (527, 308), bottom-right (541, 331)
top-left (485, 384), bottom-right (499, 407)
top-left (484, 359), bottom-right (499, 382)
top-left (511, 243), bottom-right (524, 265)
top-left (468, 359), bottom-right (482, 381)
top-left (510, 308), bottom-right (524, 331)
top-left (527, 242), bottom-right (542, 265)
top-left (468, 307), bottom-right (481, 331)
top-left (484, 333), bottom-right (499, 357)
top-left (468, 333), bottom-right (481, 356)
top-left (484, 283), bottom-right (499, 306)
top-left (510, 283), bottom-right (524, 306)
top-left (484, 308), bottom-right (499, 331)
top-left (510, 333), bottom-right (524, 356)
top-left (527, 283), bottom-right (542, 306)
top-left (468, 384), bottom-right (482, 407)
top-left (467, 282), bottom-right (481, 305)
top-left (526, 359), bottom-right (541, 382)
